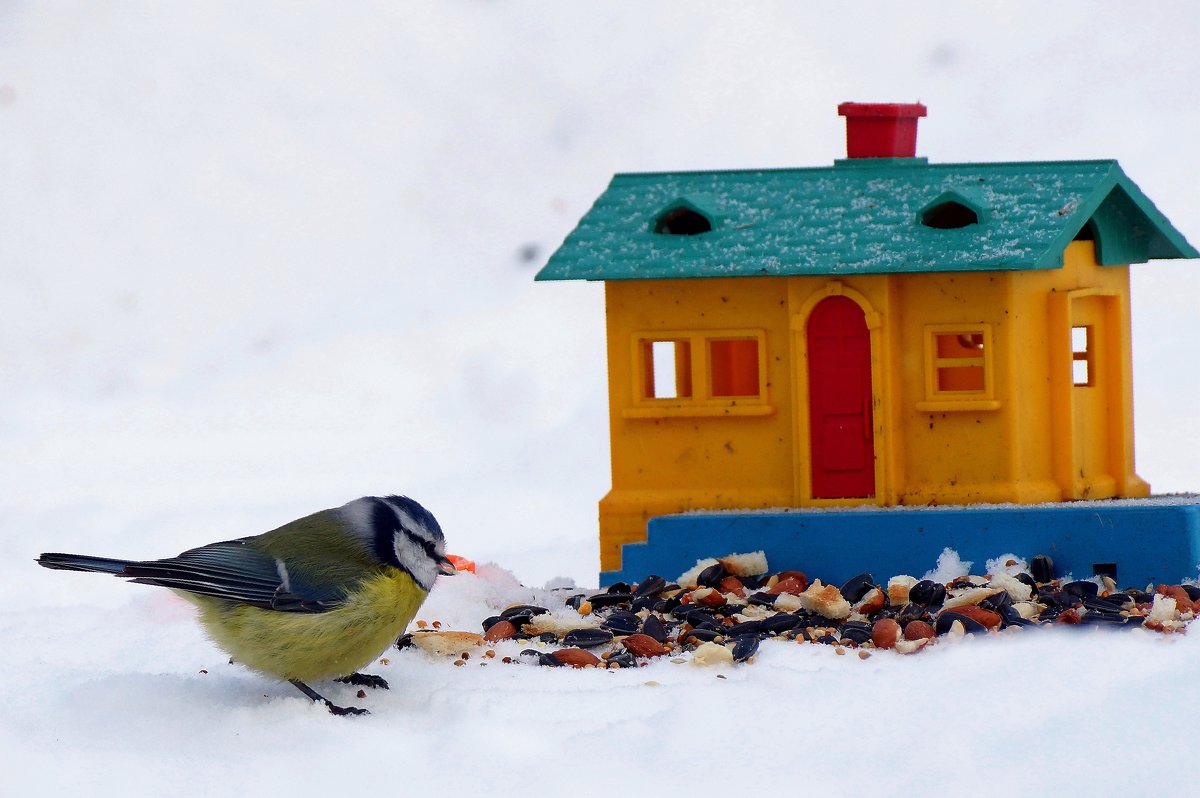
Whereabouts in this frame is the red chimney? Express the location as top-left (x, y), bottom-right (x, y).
top-left (837, 102), bottom-right (927, 159)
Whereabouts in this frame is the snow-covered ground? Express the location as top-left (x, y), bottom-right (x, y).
top-left (3, 2), bottom-right (1200, 794)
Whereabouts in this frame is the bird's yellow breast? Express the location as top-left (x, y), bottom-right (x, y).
top-left (186, 569), bottom-right (427, 682)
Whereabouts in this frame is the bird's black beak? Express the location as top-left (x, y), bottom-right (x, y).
top-left (436, 554), bottom-right (457, 576)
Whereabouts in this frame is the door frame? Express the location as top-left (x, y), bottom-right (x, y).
top-left (1047, 288), bottom-right (1129, 499)
top-left (791, 280), bottom-right (889, 506)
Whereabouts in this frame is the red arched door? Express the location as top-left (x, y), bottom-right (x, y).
top-left (806, 295), bottom-right (875, 499)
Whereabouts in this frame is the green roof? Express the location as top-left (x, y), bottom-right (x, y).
top-left (536, 158), bottom-right (1197, 281)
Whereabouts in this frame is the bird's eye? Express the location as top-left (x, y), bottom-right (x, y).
top-left (423, 540), bottom-right (438, 556)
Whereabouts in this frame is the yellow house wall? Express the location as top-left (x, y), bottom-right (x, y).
top-left (887, 269), bottom-right (1028, 504)
top-left (1014, 241), bottom-right (1147, 500)
top-left (600, 277), bottom-right (794, 569)
top-left (786, 271), bottom-right (1038, 507)
top-left (598, 242), bottom-right (1145, 571)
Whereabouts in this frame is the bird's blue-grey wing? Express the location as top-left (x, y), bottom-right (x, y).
top-left (120, 538), bottom-right (347, 612)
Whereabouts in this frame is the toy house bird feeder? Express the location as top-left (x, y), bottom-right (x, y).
top-left (537, 102), bottom-right (1200, 587)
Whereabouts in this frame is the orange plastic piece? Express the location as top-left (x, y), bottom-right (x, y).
top-left (445, 554), bottom-right (476, 574)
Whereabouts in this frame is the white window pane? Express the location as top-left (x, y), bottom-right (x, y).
top-left (1071, 326), bottom-right (1090, 354)
top-left (651, 341), bottom-right (678, 399)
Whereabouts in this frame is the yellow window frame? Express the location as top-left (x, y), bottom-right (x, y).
top-left (625, 329), bottom-right (773, 418)
top-left (916, 323), bottom-right (1001, 412)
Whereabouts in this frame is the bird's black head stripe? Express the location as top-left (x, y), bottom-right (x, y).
top-left (367, 497), bottom-right (403, 569)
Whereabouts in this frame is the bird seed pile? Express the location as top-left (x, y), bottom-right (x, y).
top-left (398, 551), bottom-right (1200, 668)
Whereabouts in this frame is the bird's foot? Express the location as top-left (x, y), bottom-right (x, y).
top-left (325, 701), bottom-right (370, 716)
top-left (289, 679), bottom-right (369, 717)
top-left (336, 672), bottom-right (390, 690)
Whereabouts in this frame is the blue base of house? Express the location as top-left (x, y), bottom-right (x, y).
top-left (598, 497), bottom-right (1200, 588)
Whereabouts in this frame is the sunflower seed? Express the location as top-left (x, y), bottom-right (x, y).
top-left (562, 628), bottom-right (615, 648)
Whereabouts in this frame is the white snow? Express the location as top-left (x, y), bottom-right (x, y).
top-left (922, 547), bottom-right (973, 583)
top-left (4, 2), bottom-right (1200, 795)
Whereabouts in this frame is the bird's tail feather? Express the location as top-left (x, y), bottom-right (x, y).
top-left (37, 552), bottom-right (137, 575)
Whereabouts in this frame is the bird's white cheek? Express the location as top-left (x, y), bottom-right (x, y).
top-left (413, 563), bottom-right (438, 593)
top-left (392, 539), bottom-right (437, 592)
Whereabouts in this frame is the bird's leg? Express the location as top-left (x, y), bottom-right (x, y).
top-left (289, 679), bottom-right (369, 716)
top-left (336, 672), bottom-right (390, 690)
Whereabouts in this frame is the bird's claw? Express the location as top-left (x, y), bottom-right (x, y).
top-left (325, 701), bottom-right (370, 716)
top-left (336, 672), bottom-right (389, 690)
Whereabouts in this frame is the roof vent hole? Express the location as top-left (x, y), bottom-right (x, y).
top-left (655, 207), bottom-right (712, 235)
top-left (921, 201), bottom-right (978, 230)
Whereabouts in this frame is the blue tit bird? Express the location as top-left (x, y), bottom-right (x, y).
top-left (37, 494), bottom-right (455, 715)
